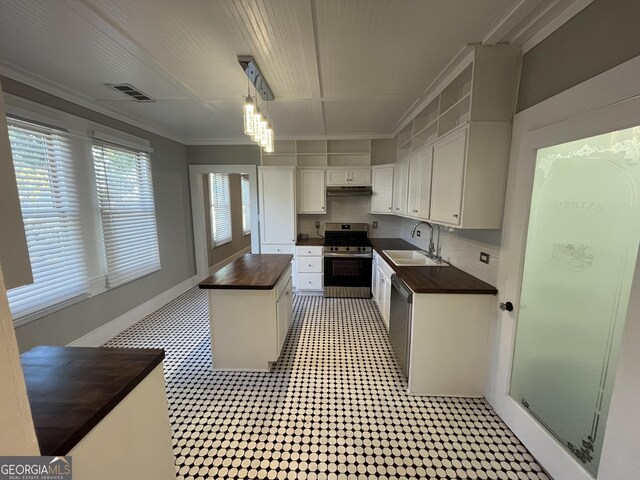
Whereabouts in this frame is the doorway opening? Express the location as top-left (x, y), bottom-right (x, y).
top-left (189, 165), bottom-right (259, 281)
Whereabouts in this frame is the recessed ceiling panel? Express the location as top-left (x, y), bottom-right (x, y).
top-left (0, 0), bottom-right (189, 101)
top-left (323, 96), bottom-right (419, 135)
top-left (314, 0), bottom-right (515, 97)
top-left (87, 0), bottom-right (312, 101)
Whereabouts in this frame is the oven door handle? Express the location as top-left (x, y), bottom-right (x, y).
top-left (324, 252), bottom-right (372, 258)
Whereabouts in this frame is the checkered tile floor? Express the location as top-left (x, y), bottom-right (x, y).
top-left (104, 289), bottom-right (550, 480)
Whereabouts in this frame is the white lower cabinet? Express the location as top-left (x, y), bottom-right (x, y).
top-left (295, 246), bottom-right (323, 292)
top-left (372, 251), bottom-right (393, 329)
top-left (276, 278), bottom-right (293, 352)
top-left (208, 266), bottom-right (293, 371)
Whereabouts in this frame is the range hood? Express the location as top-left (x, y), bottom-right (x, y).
top-left (326, 186), bottom-right (372, 196)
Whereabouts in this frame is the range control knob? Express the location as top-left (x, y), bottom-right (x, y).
top-left (346, 247), bottom-right (350, 251)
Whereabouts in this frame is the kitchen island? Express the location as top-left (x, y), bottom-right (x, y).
top-left (199, 254), bottom-right (293, 371)
top-left (21, 346), bottom-right (175, 480)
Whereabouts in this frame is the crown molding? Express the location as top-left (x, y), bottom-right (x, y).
top-left (0, 63), bottom-right (186, 144)
top-left (184, 133), bottom-right (394, 146)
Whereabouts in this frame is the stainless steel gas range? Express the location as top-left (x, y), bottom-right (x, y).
top-left (323, 223), bottom-right (372, 298)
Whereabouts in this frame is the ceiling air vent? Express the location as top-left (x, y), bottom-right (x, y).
top-left (105, 83), bottom-right (155, 102)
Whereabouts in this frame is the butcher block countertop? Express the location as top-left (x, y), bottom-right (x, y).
top-left (199, 254), bottom-right (293, 290)
top-left (21, 345), bottom-right (165, 456)
top-left (370, 238), bottom-right (497, 295)
top-left (295, 237), bottom-right (325, 246)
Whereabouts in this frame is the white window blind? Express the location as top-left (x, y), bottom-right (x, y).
top-left (92, 140), bottom-right (160, 288)
top-left (209, 173), bottom-right (232, 246)
top-left (241, 174), bottom-right (251, 235)
top-left (6, 117), bottom-right (88, 318)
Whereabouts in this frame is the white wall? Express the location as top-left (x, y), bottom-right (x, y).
top-left (399, 218), bottom-right (500, 286)
top-left (298, 196), bottom-right (404, 239)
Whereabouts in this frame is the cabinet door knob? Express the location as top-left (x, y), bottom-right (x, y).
top-left (308, 264), bottom-right (312, 267)
top-left (453, 214), bottom-right (459, 218)
top-left (499, 301), bottom-right (514, 312)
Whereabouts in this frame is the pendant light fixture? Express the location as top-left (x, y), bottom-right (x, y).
top-left (238, 56), bottom-right (275, 152)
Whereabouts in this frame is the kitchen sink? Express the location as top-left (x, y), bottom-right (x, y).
top-left (382, 250), bottom-right (449, 267)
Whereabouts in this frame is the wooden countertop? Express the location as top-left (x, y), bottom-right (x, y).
top-left (21, 345), bottom-right (165, 456)
top-left (199, 254), bottom-right (293, 290)
top-left (370, 238), bottom-right (498, 295)
top-left (296, 237), bottom-right (325, 246)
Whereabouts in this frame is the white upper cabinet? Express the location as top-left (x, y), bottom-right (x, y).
top-left (326, 168), bottom-right (350, 185)
top-left (297, 168), bottom-right (326, 214)
top-left (326, 167), bottom-right (371, 186)
top-left (258, 167), bottom-right (296, 246)
top-left (394, 45), bottom-right (519, 229)
top-left (430, 128), bottom-right (466, 225)
top-left (392, 160), bottom-right (409, 216)
top-left (406, 147), bottom-right (433, 220)
top-left (348, 168), bottom-right (372, 185)
top-left (370, 166), bottom-right (394, 214)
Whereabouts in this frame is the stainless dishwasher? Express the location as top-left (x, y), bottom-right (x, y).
top-left (388, 274), bottom-right (413, 379)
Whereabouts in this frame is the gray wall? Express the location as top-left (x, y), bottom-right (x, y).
top-left (188, 144), bottom-right (261, 166)
top-left (203, 174), bottom-right (251, 266)
top-left (517, 0), bottom-right (640, 111)
top-left (1, 76), bottom-right (196, 351)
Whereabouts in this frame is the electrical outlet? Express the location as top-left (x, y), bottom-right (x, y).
top-left (315, 221), bottom-right (320, 229)
top-left (372, 221), bottom-right (378, 229)
top-left (416, 230), bottom-right (421, 237)
top-left (479, 252), bottom-right (490, 264)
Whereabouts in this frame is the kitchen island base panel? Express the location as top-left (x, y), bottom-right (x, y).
top-left (207, 265), bottom-right (292, 371)
top-left (69, 364), bottom-right (176, 480)
top-left (209, 289), bottom-right (278, 371)
top-left (408, 293), bottom-right (492, 397)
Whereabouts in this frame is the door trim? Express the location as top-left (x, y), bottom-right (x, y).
top-left (489, 54), bottom-right (640, 480)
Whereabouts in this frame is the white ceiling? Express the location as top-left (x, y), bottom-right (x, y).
top-left (0, 0), bottom-right (591, 144)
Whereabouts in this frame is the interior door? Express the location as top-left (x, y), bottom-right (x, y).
top-left (508, 126), bottom-right (640, 476)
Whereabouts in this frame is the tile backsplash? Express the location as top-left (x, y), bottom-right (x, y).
top-left (399, 218), bottom-right (501, 285)
top-left (297, 196), bottom-right (403, 238)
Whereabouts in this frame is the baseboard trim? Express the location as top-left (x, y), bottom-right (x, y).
top-left (208, 247), bottom-right (252, 275)
top-left (68, 275), bottom-right (199, 347)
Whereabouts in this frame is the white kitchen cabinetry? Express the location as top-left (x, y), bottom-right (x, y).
top-left (406, 147), bottom-right (433, 220)
top-left (370, 166), bottom-right (394, 214)
top-left (392, 160), bottom-right (409, 216)
top-left (326, 167), bottom-right (371, 186)
top-left (0, 82), bottom-right (32, 289)
top-left (258, 167), bottom-right (296, 248)
top-left (297, 168), bottom-right (326, 214)
top-left (372, 251), bottom-right (393, 329)
top-left (409, 293), bottom-right (492, 396)
top-left (395, 45), bottom-right (519, 228)
top-left (430, 123), bottom-right (512, 228)
top-left (430, 128), bottom-right (466, 225)
top-left (208, 265), bottom-right (293, 371)
top-left (295, 246), bottom-right (323, 292)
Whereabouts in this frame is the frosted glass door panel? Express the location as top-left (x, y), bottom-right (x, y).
top-left (510, 126), bottom-right (640, 477)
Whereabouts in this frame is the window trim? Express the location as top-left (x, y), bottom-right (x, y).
top-left (4, 94), bottom-right (159, 326)
top-left (209, 173), bottom-right (233, 248)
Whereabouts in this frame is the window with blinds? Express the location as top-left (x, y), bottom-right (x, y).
top-left (241, 174), bottom-right (251, 235)
top-left (209, 173), bottom-right (232, 246)
top-left (6, 117), bottom-right (88, 319)
top-left (92, 141), bottom-right (160, 288)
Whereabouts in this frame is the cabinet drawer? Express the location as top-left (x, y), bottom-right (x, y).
top-left (297, 256), bottom-right (323, 273)
top-left (296, 246), bottom-right (323, 257)
top-left (275, 265), bottom-right (293, 299)
top-left (297, 273), bottom-right (323, 291)
top-left (262, 244), bottom-right (295, 254)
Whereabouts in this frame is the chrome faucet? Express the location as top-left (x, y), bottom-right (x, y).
top-left (411, 221), bottom-right (436, 258)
